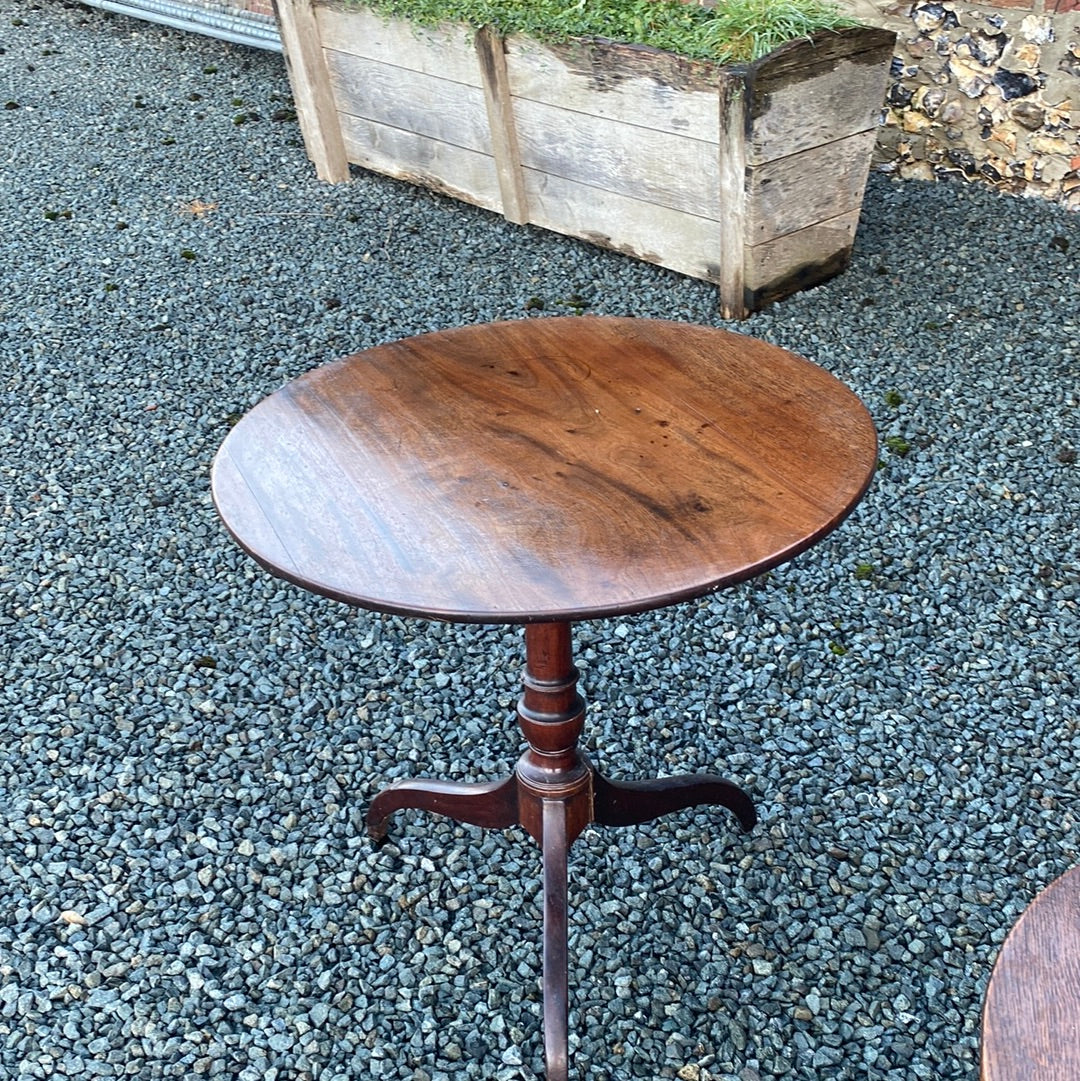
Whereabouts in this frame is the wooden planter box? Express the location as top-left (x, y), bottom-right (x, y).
top-left (276, 0), bottom-right (895, 317)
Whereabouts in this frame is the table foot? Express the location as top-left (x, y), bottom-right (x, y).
top-left (593, 771), bottom-right (757, 833)
top-left (366, 774), bottom-right (518, 843)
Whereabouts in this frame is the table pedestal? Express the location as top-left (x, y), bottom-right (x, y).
top-left (367, 621), bottom-right (756, 1081)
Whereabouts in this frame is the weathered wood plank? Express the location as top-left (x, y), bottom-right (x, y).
top-left (743, 208), bottom-right (861, 302)
top-left (716, 74), bottom-right (748, 320)
top-left (747, 28), bottom-right (896, 164)
top-left (505, 34), bottom-right (721, 142)
top-left (315, 2), bottom-right (482, 85)
top-left (513, 98), bottom-right (720, 218)
top-left (325, 49), bottom-right (492, 154)
top-left (745, 129), bottom-right (877, 243)
top-left (339, 113), bottom-right (502, 211)
top-left (522, 168), bottom-right (725, 282)
top-left (750, 26), bottom-right (896, 98)
top-left (274, 0), bottom-right (349, 182)
top-left (476, 26), bottom-right (529, 224)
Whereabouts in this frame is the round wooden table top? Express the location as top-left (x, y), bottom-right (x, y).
top-left (212, 317), bottom-right (877, 623)
top-left (981, 865), bottom-right (1080, 1081)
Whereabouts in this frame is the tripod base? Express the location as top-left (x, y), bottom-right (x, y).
top-left (366, 622), bottom-right (755, 1081)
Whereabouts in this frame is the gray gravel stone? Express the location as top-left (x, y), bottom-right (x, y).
top-left (1, 2), bottom-right (1078, 1080)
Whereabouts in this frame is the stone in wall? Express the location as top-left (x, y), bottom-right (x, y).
top-left (840, 0), bottom-right (1080, 207)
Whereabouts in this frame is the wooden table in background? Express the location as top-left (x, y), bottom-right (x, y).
top-left (212, 316), bottom-right (878, 1080)
top-left (982, 865), bottom-right (1080, 1081)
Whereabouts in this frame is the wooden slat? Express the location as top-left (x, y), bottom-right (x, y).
top-left (745, 129), bottom-right (877, 243)
top-left (475, 27), bottom-right (529, 224)
top-left (746, 28), bottom-right (896, 165)
top-left (274, 0), bottom-right (349, 182)
top-left (339, 114), bottom-right (502, 211)
top-left (749, 26), bottom-right (897, 98)
top-left (505, 34), bottom-right (721, 141)
top-left (522, 168), bottom-right (724, 282)
top-left (743, 208), bottom-right (861, 306)
top-left (315, 3), bottom-right (482, 85)
top-left (513, 98), bottom-right (720, 218)
top-left (324, 49), bottom-right (492, 153)
top-left (716, 74), bottom-right (748, 320)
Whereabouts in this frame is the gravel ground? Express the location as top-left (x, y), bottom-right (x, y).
top-left (1, 3), bottom-right (1078, 1079)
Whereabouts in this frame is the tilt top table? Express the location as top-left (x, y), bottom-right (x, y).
top-left (211, 316), bottom-right (877, 1080)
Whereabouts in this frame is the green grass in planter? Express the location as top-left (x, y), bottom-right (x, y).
top-left (356, 0), bottom-right (856, 63)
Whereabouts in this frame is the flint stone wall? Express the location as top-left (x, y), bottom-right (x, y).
top-left (841, 0), bottom-right (1080, 207)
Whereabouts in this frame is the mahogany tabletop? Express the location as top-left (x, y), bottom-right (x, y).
top-left (211, 317), bottom-right (877, 623)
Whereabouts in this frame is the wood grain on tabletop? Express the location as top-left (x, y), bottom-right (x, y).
top-left (211, 317), bottom-right (877, 622)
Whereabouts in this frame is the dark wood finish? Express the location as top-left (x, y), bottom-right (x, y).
top-left (212, 317), bottom-right (877, 623)
top-left (212, 317), bottom-right (878, 1081)
top-left (542, 798), bottom-right (570, 1081)
top-left (593, 771), bottom-right (756, 831)
top-left (366, 775), bottom-right (518, 841)
top-left (981, 865), bottom-right (1080, 1080)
